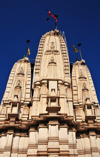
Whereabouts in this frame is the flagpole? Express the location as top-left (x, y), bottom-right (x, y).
top-left (78, 43), bottom-right (83, 60)
top-left (26, 39), bottom-right (30, 57)
top-left (55, 22), bottom-right (57, 29)
top-left (46, 10), bottom-right (58, 30)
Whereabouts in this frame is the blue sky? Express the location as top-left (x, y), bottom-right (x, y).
top-left (0, 0), bottom-right (100, 104)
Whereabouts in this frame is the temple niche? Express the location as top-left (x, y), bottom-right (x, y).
top-left (0, 29), bottom-right (100, 157)
top-left (47, 56), bottom-right (57, 78)
top-left (13, 80), bottom-right (22, 101)
top-left (45, 32), bottom-right (60, 55)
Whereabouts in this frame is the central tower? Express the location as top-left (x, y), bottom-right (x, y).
top-left (32, 29), bottom-right (72, 117)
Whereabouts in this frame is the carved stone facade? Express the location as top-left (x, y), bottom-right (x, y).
top-left (0, 29), bottom-right (100, 157)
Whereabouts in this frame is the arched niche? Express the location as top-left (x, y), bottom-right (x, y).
top-left (13, 80), bottom-right (22, 101)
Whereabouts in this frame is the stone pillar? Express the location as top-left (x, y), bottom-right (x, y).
top-left (32, 101), bottom-right (38, 117)
top-left (0, 132), bottom-right (7, 157)
top-left (38, 124), bottom-right (48, 156)
top-left (3, 130), bottom-right (14, 157)
top-left (78, 81), bottom-right (83, 105)
top-left (96, 134), bottom-right (100, 156)
top-left (95, 108), bottom-right (100, 122)
top-left (77, 135), bottom-right (85, 157)
top-left (40, 80), bottom-right (48, 114)
top-left (59, 124), bottom-right (69, 156)
top-left (59, 97), bottom-right (65, 113)
top-left (89, 131), bottom-right (99, 157)
top-left (11, 131), bottom-right (20, 157)
top-left (32, 86), bottom-right (40, 117)
top-left (83, 134), bottom-right (91, 157)
top-left (68, 129), bottom-right (77, 157)
top-left (58, 83), bottom-right (66, 114)
top-left (22, 106), bottom-right (29, 120)
top-left (0, 106), bottom-right (6, 120)
top-left (18, 133), bottom-right (29, 156)
top-left (67, 88), bottom-right (74, 117)
top-left (48, 120), bottom-right (60, 157)
top-left (75, 107), bottom-right (82, 122)
top-left (27, 127), bottom-right (38, 157)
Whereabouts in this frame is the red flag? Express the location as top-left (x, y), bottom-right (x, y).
top-left (48, 11), bottom-right (57, 22)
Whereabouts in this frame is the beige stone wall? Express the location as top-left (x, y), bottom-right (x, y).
top-left (0, 129), bottom-right (100, 156)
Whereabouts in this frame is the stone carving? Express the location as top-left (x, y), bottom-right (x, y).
top-left (20, 67), bottom-right (24, 74)
top-left (80, 69), bottom-right (84, 77)
top-left (83, 83), bottom-right (88, 91)
top-left (16, 80), bottom-right (21, 87)
top-left (45, 50), bottom-right (59, 55)
top-left (51, 88), bottom-right (56, 96)
top-left (83, 83), bottom-right (86, 89)
top-left (17, 67), bottom-right (24, 75)
top-left (51, 56), bottom-right (54, 62)
top-left (17, 80), bottom-right (21, 87)
top-left (45, 39), bottom-right (59, 55)
top-left (13, 81), bottom-right (22, 101)
top-left (50, 41), bottom-right (55, 49)
top-left (79, 69), bottom-right (86, 79)
top-left (47, 57), bottom-right (57, 78)
top-left (14, 95), bottom-right (18, 101)
top-left (48, 56), bottom-right (56, 66)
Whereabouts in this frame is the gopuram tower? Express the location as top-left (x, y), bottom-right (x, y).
top-left (0, 29), bottom-right (100, 157)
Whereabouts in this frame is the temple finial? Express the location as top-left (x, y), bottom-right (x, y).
top-left (46, 10), bottom-right (58, 29)
top-left (78, 43), bottom-right (83, 60)
top-left (26, 39), bottom-right (30, 57)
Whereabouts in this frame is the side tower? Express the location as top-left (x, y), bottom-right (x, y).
top-left (72, 60), bottom-right (100, 157)
top-left (0, 57), bottom-right (31, 120)
top-left (72, 59), bottom-right (99, 123)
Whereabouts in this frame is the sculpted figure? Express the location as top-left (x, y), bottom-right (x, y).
top-left (17, 80), bottom-right (21, 87)
top-left (13, 80), bottom-right (22, 101)
top-left (80, 69), bottom-right (83, 77)
top-left (51, 88), bottom-right (56, 96)
top-left (51, 56), bottom-right (54, 62)
top-left (20, 67), bottom-right (24, 74)
top-left (83, 83), bottom-right (87, 89)
top-left (50, 41), bottom-right (55, 49)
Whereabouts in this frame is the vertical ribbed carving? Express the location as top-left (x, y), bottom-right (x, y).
top-left (34, 36), bottom-right (46, 76)
top-left (86, 67), bottom-right (99, 105)
top-left (59, 37), bottom-right (70, 82)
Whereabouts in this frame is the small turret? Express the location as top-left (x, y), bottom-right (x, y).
top-left (72, 59), bottom-right (99, 122)
top-left (0, 57), bottom-right (31, 120)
